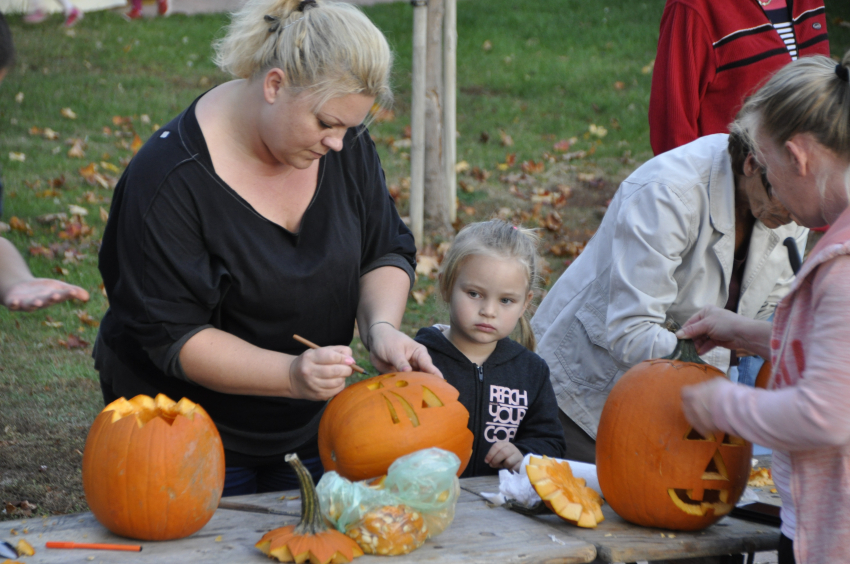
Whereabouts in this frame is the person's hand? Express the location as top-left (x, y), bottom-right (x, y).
top-left (3, 278), bottom-right (90, 312)
top-left (368, 323), bottom-right (443, 378)
top-left (484, 441), bottom-right (524, 472)
top-left (681, 377), bottom-right (729, 437)
top-left (287, 346), bottom-right (355, 401)
top-left (676, 305), bottom-right (749, 355)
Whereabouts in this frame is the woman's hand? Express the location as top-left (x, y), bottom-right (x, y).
top-left (368, 322), bottom-right (442, 378)
top-left (676, 305), bottom-right (772, 358)
top-left (484, 441), bottom-right (523, 472)
top-left (287, 346), bottom-right (356, 401)
top-left (681, 378), bottom-right (728, 437)
top-left (3, 278), bottom-right (90, 311)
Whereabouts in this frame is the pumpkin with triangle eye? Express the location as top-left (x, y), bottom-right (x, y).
top-left (596, 340), bottom-right (753, 531)
top-left (318, 372), bottom-right (474, 481)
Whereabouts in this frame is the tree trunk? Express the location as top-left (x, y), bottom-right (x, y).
top-left (423, 0), bottom-right (451, 239)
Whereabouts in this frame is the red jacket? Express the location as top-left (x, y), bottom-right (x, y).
top-left (649, 0), bottom-right (829, 156)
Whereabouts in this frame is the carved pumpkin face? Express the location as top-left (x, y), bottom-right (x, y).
top-left (596, 348), bottom-right (752, 531)
top-left (318, 372), bottom-right (474, 481)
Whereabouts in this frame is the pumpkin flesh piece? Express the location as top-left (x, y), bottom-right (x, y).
top-left (526, 456), bottom-right (604, 528)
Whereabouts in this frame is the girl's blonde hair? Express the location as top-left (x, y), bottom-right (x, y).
top-left (213, 0), bottom-right (393, 110)
top-left (439, 220), bottom-right (542, 351)
top-left (731, 51), bottom-right (850, 164)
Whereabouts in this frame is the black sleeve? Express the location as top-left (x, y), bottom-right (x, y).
top-left (512, 358), bottom-right (568, 458)
top-left (355, 130), bottom-right (416, 283)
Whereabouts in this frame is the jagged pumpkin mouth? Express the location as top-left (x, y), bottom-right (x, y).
top-left (667, 488), bottom-right (733, 517)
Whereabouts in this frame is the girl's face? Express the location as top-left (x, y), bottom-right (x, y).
top-left (447, 254), bottom-right (533, 359)
top-left (259, 71), bottom-right (375, 169)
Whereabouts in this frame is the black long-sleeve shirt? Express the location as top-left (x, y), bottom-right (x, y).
top-left (415, 326), bottom-right (566, 477)
top-left (97, 96), bottom-right (415, 466)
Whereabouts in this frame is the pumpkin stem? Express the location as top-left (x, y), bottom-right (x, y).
top-left (285, 453), bottom-right (327, 536)
top-left (663, 338), bottom-right (707, 365)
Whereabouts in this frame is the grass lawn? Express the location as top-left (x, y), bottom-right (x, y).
top-left (1, 0), bottom-right (849, 519)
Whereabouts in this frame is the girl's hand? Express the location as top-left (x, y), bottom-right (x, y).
top-left (287, 346), bottom-right (355, 401)
top-left (681, 378), bottom-right (728, 437)
top-left (484, 441), bottom-right (524, 472)
top-left (677, 306), bottom-right (751, 355)
top-left (368, 323), bottom-right (443, 378)
top-left (3, 278), bottom-right (89, 311)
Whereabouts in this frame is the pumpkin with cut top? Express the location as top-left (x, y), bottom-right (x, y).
top-left (82, 394), bottom-right (225, 540)
top-left (595, 339), bottom-right (753, 531)
top-left (318, 372), bottom-right (473, 481)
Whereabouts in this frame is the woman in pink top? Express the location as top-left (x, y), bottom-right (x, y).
top-left (678, 52), bottom-right (850, 564)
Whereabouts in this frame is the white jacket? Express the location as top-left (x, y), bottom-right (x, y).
top-left (531, 134), bottom-right (808, 439)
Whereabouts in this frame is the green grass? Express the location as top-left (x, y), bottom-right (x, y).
top-left (1, 0), bottom-right (849, 519)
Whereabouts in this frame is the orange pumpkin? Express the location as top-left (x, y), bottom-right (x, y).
top-left (256, 453), bottom-right (363, 564)
top-left (82, 394), bottom-right (225, 540)
top-left (596, 340), bottom-right (752, 531)
top-left (318, 372), bottom-right (473, 481)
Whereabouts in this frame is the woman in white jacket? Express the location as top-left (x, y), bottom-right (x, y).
top-left (531, 132), bottom-right (807, 462)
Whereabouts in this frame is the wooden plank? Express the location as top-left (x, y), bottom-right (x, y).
top-left (1, 485), bottom-right (596, 563)
top-left (461, 476), bottom-right (780, 564)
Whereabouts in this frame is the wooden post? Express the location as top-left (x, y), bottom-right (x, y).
top-left (410, 0), bottom-right (428, 247)
top-left (424, 0), bottom-right (450, 238)
top-left (443, 0), bottom-right (457, 224)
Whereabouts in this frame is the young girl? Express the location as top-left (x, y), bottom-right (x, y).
top-left (415, 220), bottom-right (566, 478)
top-left (678, 52), bottom-right (850, 564)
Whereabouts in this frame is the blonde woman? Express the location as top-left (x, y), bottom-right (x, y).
top-left (679, 52), bottom-right (850, 564)
top-left (95, 0), bottom-right (438, 495)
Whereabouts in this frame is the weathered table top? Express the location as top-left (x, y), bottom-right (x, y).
top-left (1, 470), bottom-right (780, 564)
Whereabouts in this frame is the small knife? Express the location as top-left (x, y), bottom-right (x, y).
top-left (0, 540), bottom-right (18, 559)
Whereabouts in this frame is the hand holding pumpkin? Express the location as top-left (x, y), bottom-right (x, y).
top-left (367, 322), bottom-right (443, 378)
top-left (288, 346), bottom-right (356, 400)
top-left (681, 378), bottom-right (729, 437)
top-left (484, 441), bottom-right (523, 471)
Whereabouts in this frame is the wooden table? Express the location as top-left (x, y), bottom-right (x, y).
top-left (0, 474), bottom-right (779, 564)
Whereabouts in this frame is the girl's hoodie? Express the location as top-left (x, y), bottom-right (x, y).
top-left (415, 326), bottom-right (567, 477)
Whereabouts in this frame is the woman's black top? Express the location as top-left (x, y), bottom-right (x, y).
top-left (96, 96), bottom-right (416, 465)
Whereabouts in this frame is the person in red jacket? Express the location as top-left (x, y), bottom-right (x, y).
top-left (649, 0), bottom-right (829, 156)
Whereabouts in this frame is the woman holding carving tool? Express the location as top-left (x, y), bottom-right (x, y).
top-left (679, 53), bottom-right (850, 564)
top-left (95, 0), bottom-right (438, 496)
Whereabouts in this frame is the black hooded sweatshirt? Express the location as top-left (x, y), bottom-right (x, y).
top-left (415, 326), bottom-right (566, 478)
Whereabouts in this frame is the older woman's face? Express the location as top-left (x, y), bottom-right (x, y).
top-left (741, 153), bottom-right (793, 229)
top-left (754, 128), bottom-right (829, 229)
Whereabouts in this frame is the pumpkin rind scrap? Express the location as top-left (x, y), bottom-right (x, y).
top-left (526, 456), bottom-right (605, 528)
top-left (318, 372), bottom-right (474, 481)
top-left (82, 394), bottom-right (225, 541)
top-left (256, 454), bottom-right (363, 564)
top-left (596, 340), bottom-right (753, 531)
top-left (346, 505), bottom-right (428, 556)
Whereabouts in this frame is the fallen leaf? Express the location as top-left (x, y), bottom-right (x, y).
top-left (479, 131), bottom-right (490, 143)
top-left (471, 167), bottom-right (490, 182)
top-left (505, 153), bottom-right (516, 167)
top-left (43, 319), bottom-right (64, 328)
top-left (613, 81), bottom-right (625, 90)
top-left (52, 266), bottom-right (69, 276)
top-left (99, 161), bottom-right (120, 173)
top-left (15, 92), bottom-right (24, 103)
top-left (553, 139), bottom-right (574, 152)
top-left (499, 130), bottom-right (514, 147)
top-left (29, 126), bottom-right (42, 136)
top-left (67, 138), bottom-right (86, 159)
top-left (562, 150), bottom-right (587, 161)
top-left (43, 128), bottom-right (59, 140)
top-left (58, 334), bottom-right (90, 349)
top-left (482, 39), bottom-right (493, 51)
top-left (521, 160), bottom-right (545, 174)
top-left (9, 217), bottom-right (33, 236)
top-left (74, 310), bottom-right (100, 327)
top-left (60, 107), bottom-right (77, 120)
top-left (9, 152), bottom-right (26, 162)
top-left (130, 134), bottom-right (143, 155)
top-left (589, 124), bottom-right (608, 138)
top-left (641, 58), bottom-right (655, 74)
top-left (68, 204), bottom-right (88, 216)
top-left (455, 160), bottom-right (470, 174)
top-left (99, 207), bottom-right (109, 222)
top-left (544, 211), bottom-right (563, 231)
top-left (415, 255), bottom-right (440, 277)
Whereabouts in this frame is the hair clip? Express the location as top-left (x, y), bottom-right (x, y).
top-left (298, 0), bottom-right (318, 11)
top-left (836, 63), bottom-right (850, 83)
